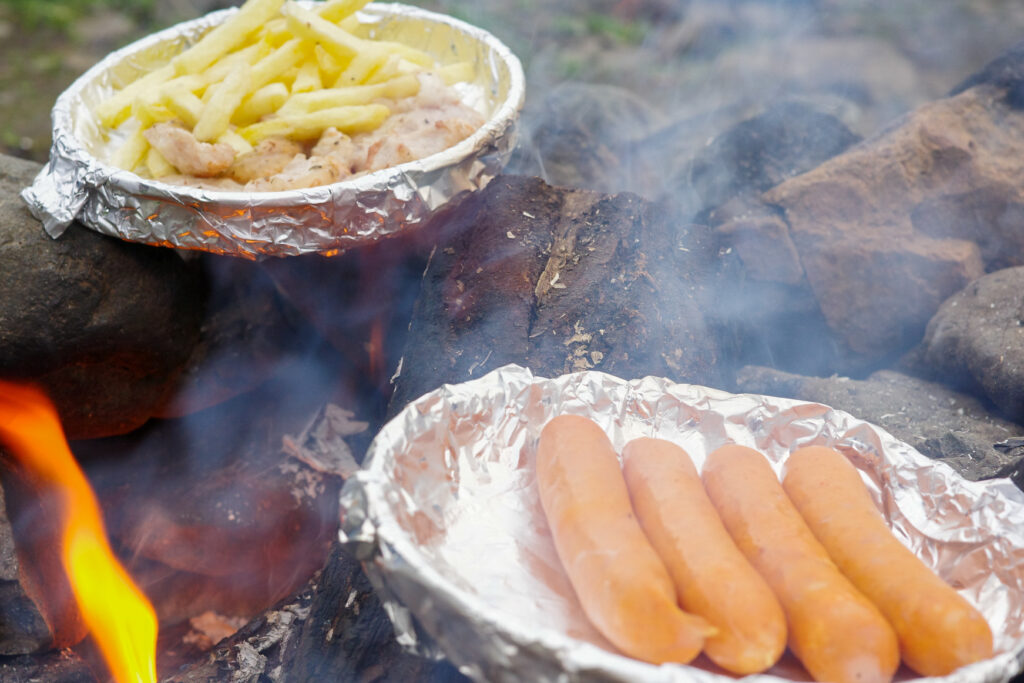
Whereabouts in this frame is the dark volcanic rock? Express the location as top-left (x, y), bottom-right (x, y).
top-left (917, 267), bottom-right (1024, 422)
top-left (507, 83), bottom-right (665, 193)
top-left (735, 366), bottom-right (1024, 481)
top-left (686, 100), bottom-right (861, 214)
top-left (0, 154), bottom-right (205, 438)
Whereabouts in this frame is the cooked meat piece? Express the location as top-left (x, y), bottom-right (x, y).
top-left (228, 137), bottom-right (304, 183)
top-left (245, 154), bottom-right (347, 192)
top-left (143, 122), bottom-right (235, 178)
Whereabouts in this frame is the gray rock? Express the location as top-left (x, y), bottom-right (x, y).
top-left (0, 462), bottom-right (89, 654)
top-left (735, 365), bottom-right (1024, 482)
top-left (918, 266), bottom-right (1024, 422)
top-left (0, 154), bottom-right (205, 438)
top-left (0, 480), bottom-right (52, 654)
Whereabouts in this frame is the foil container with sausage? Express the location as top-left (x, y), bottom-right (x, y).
top-left (20, 3), bottom-right (524, 259)
top-left (340, 363), bottom-right (1024, 683)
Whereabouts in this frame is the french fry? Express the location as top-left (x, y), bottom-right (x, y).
top-left (232, 82), bottom-right (290, 125)
top-left (314, 44), bottom-right (346, 84)
top-left (217, 129), bottom-right (254, 155)
top-left (334, 52), bottom-right (386, 87)
top-left (238, 103), bottom-right (390, 142)
top-left (438, 61), bottom-right (474, 85)
top-left (96, 64), bottom-right (175, 128)
top-left (292, 59), bottom-right (323, 93)
top-left (278, 75), bottom-right (419, 115)
top-left (132, 90), bottom-right (177, 127)
top-left (317, 0), bottom-right (372, 23)
top-left (194, 62), bottom-right (251, 141)
top-left (172, 0), bottom-right (285, 76)
top-left (248, 39), bottom-right (309, 94)
top-left (364, 55), bottom-right (415, 85)
top-left (145, 146), bottom-right (177, 177)
top-left (282, 3), bottom-right (367, 59)
top-left (162, 87), bottom-right (204, 128)
top-left (196, 42), bottom-right (266, 87)
top-left (111, 127), bottom-right (150, 172)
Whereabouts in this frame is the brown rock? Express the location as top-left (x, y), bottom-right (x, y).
top-left (718, 78), bottom-right (1024, 360)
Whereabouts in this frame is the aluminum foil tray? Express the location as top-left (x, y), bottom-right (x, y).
top-left (21, 2), bottom-right (524, 259)
top-left (340, 364), bottom-right (1024, 683)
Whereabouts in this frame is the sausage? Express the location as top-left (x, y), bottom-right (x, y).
top-left (783, 446), bottom-right (993, 676)
top-left (702, 444), bottom-right (899, 683)
top-left (535, 415), bottom-right (714, 664)
top-left (621, 437), bottom-right (787, 674)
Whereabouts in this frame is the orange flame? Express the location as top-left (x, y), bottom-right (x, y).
top-left (0, 381), bottom-right (157, 683)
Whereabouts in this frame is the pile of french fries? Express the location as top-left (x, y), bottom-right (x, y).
top-left (97, 0), bottom-right (474, 178)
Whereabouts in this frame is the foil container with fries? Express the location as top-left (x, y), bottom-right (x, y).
top-left (21, 3), bottom-right (524, 259)
top-left (340, 364), bottom-right (1024, 683)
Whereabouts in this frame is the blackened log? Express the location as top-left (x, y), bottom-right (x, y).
top-left (161, 544), bottom-right (459, 683)
top-left (389, 175), bottom-right (724, 415)
top-left (0, 650), bottom-right (96, 682)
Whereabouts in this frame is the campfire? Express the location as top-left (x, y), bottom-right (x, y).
top-left (2, 0), bottom-right (1024, 681)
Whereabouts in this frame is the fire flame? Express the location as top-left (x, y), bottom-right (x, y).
top-left (0, 380), bottom-right (157, 683)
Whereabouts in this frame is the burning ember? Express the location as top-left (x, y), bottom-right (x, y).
top-left (0, 380), bottom-right (157, 683)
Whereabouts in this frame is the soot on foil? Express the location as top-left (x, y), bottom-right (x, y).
top-left (341, 364), bottom-right (1024, 683)
top-left (21, 3), bottom-right (524, 259)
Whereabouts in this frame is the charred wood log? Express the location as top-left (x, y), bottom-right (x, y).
top-left (389, 174), bottom-right (725, 415)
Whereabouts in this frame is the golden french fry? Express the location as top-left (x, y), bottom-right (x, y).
top-left (217, 129), bottom-right (254, 155)
top-left (278, 74), bottom-right (418, 114)
top-left (162, 87), bottom-right (204, 128)
top-left (437, 61), bottom-right (475, 85)
top-left (292, 59), bottom-right (322, 93)
top-left (317, 0), bottom-right (372, 22)
top-left (172, 0), bottom-right (284, 75)
top-left (314, 44), bottom-right (346, 84)
top-left (197, 42), bottom-right (266, 86)
top-left (232, 82), bottom-right (290, 125)
top-left (145, 146), bottom-right (177, 177)
top-left (249, 38), bottom-right (309, 94)
top-left (111, 127), bottom-right (150, 171)
top-left (364, 55), bottom-right (407, 85)
top-left (334, 51), bottom-right (386, 86)
top-left (238, 103), bottom-right (390, 142)
top-left (283, 3), bottom-right (369, 59)
top-left (131, 88), bottom-right (176, 127)
top-left (194, 62), bottom-right (252, 141)
top-left (96, 64), bottom-right (175, 128)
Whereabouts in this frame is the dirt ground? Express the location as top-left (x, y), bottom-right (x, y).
top-left (3, 0), bottom-right (1024, 164)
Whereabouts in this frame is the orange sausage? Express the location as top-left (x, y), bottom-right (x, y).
top-left (702, 444), bottom-right (899, 683)
top-left (783, 446), bottom-right (993, 676)
top-left (622, 437), bottom-right (787, 674)
top-left (535, 415), bottom-right (714, 664)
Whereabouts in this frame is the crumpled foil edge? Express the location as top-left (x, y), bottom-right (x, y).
top-left (341, 364), bottom-right (1024, 683)
top-left (21, 3), bottom-right (524, 259)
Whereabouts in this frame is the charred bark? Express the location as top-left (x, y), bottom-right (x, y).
top-left (389, 174), bottom-right (724, 416)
